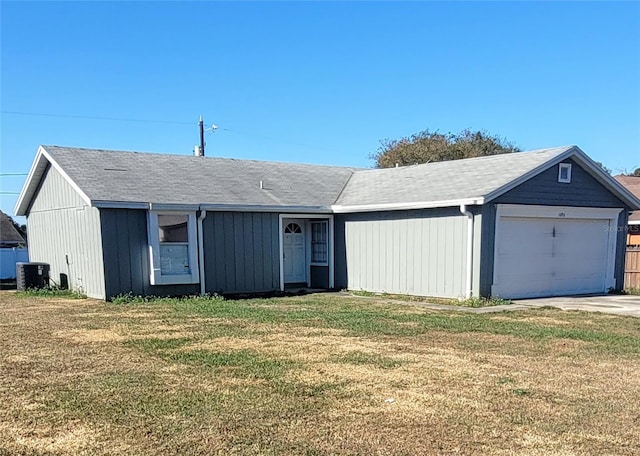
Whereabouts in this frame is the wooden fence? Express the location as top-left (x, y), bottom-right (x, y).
top-left (625, 246), bottom-right (640, 290)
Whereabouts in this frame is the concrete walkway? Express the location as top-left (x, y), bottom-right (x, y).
top-left (338, 292), bottom-right (640, 317)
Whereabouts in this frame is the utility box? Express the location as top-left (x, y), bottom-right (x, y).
top-left (16, 262), bottom-right (50, 291)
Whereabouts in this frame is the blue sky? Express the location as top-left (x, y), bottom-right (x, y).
top-left (1, 1), bottom-right (639, 221)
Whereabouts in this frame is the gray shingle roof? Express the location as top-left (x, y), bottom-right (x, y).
top-left (0, 210), bottom-right (26, 243)
top-left (43, 146), bottom-right (358, 208)
top-left (335, 146), bottom-right (574, 207)
top-left (15, 144), bottom-right (640, 215)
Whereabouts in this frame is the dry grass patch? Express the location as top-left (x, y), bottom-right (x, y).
top-left (1, 291), bottom-right (640, 455)
top-left (54, 328), bottom-right (126, 343)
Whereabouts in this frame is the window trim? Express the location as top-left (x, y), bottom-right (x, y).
top-left (310, 220), bottom-right (329, 266)
top-left (147, 211), bottom-right (200, 285)
top-left (558, 163), bottom-right (572, 183)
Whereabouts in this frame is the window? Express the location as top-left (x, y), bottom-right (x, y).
top-left (147, 212), bottom-right (199, 285)
top-left (284, 223), bottom-right (302, 234)
top-left (558, 163), bottom-right (572, 183)
top-left (311, 221), bottom-right (328, 264)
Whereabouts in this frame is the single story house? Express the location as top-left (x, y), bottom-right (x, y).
top-left (614, 175), bottom-right (640, 246)
top-left (14, 145), bottom-right (640, 300)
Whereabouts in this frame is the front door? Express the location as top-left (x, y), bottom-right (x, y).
top-left (283, 221), bottom-right (306, 283)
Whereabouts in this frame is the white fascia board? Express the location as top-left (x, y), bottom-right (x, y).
top-left (331, 198), bottom-right (484, 213)
top-left (93, 201), bottom-right (150, 210)
top-left (95, 202), bottom-right (333, 213)
top-left (149, 203), bottom-right (201, 212)
top-left (14, 146), bottom-right (91, 216)
top-left (629, 220), bottom-right (640, 225)
top-left (14, 146), bottom-right (48, 216)
top-left (199, 203), bottom-right (332, 213)
top-left (279, 213), bottom-right (334, 219)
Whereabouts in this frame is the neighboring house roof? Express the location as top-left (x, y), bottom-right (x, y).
top-left (614, 175), bottom-right (640, 223)
top-left (0, 210), bottom-right (26, 244)
top-left (14, 145), bottom-right (640, 216)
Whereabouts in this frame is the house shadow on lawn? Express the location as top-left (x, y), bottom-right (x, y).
top-left (222, 288), bottom-right (337, 301)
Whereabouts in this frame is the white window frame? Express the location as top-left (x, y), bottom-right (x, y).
top-left (310, 220), bottom-right (329, 266)
top-left (558, 163), bottom-right (572, 183)
top-left (147, 211), bottom-right (200, 285)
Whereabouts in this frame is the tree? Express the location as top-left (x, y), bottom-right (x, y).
top-left (595, 162), bottom-right (612, 175)
top-left (632, 167), bottom-right (640, 177)
top-left (370, 128), bottom-right (520, 168)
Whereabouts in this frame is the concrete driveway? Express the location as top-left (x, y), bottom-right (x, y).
top-left (342, 292), bottom-right (640, 317)
top-left (507, 294), bottom-right (640, 317)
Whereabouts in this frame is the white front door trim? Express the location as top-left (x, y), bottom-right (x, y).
top-left (493, 204), bottom-right (622, 298)
top-left (278, 214), bottom-right (335, 291)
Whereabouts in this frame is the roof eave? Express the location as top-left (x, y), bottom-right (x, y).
top-left (92, 201), bottom-right (334, 214)
top-left (199, 203), bottom-right (333, 213)
top-left (331, 198), bottom-right (485, 213)
top-left (14, 146), bottom-right (48, 216)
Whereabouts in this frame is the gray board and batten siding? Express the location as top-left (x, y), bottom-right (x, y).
top-left (101, 210), bottom-right (284, 299)
top-left (25, 165), bottom-right (106, 299)
top-left (100, 209), bottom-right (200, 299)
top-left (334, 207), bottom-right (483, 299)
top-left (477, 158), bottom-right (630, 297)
top-left (202, 212), bottom-right (281, 294)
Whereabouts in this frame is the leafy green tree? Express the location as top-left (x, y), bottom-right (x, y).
top-left (371, 128), bottom-right (520, 168)
top-left (632, 167), bottom-right (640, 177)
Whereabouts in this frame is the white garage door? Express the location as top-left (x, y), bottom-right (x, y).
top-left (492, 205), bottom-right (620, 299)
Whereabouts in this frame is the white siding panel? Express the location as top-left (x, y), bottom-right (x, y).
top-left (27, 166), bottom-right (105, 299)
top-left (344, 211), bottom-right (467, 298)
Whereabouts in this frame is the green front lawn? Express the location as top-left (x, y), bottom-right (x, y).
top-left (1, 291), bottom-right (639, 455)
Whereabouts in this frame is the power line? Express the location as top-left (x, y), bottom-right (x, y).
top-left (0, 192), bottom-right (20, 194)
top-left (2, 110), bottom-right (337, 157)
top-left (0, 173), bottom-right (28, 176)
top-left (1, 110), bottom-right (195, 125)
